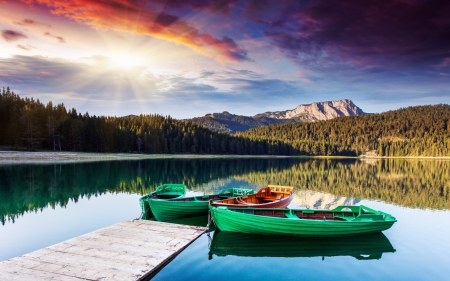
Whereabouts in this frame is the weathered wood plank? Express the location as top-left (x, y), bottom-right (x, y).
top-left (0, 219), bottom-right (207, 281)
top-left (61, 239), bottom-right (179, 258)
top-left (68, 231), bottom-right (174, 246)
top-left (107, 220), bottom-right (205, 234)
top-left (0, 263), bottom-right (89, 281)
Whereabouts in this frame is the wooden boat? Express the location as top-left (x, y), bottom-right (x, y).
top-left (209, 205), bottom-right (396, 236)
top-left (210, 185), bottom-right (294, 208)
top-left (209, 230), bottom-right (395, 260)
top-left (139, 183), bottom-right (186, 217)
top-left (149, 188), bottom-right (254, 222)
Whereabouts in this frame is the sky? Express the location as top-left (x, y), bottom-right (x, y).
top-left (0, 0), bottom-right (449, 118)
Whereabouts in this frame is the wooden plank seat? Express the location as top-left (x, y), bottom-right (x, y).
top-left (261, 195), bottom-right (282, 202)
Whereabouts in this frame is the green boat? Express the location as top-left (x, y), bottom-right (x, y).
top-left (209, 205), bottom-right (396, 236)
top-left (209, 230), bottom-right (395, 260)
top-left (149, 188), bottom-right (254, 222)
top-left (139, 184), bottom-right (186, 217)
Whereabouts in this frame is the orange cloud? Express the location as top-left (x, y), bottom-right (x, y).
top-left (20, 0), bottom-right (248, 63)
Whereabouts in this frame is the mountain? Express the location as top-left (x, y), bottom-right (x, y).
top-left (254, 99), bottom-right (365, 122)
top-left (188, 111), bottom-right (294, 134)
top-left (187, 99), bottom-right (364, 134)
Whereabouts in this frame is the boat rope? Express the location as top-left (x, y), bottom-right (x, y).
top-left (207, 231), bottom-right (212, 248)
top-left (206, 210), bottom-right (216, 231)
top-left (206, 211), bottom-right (212, 230)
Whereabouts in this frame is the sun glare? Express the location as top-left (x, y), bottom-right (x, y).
top-left (110, 52), bottom-right (139, 68)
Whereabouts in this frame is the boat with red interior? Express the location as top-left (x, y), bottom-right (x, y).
top-left (209, 185), bottom-right (294, 209)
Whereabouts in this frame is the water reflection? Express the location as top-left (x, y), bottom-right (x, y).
top-left (208, 230), bottom-right (396, 260)
top-left (1, 158), bottom-right (449, 225)
top-left (292, 190), bottom-right (359, 209)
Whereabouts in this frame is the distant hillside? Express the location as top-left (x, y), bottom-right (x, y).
top-left (237, 104), bottom-right (450, 157)
top-left (188, 99), bottom-right (364, 133)
top-left (188, 111), bottom-right (294, 134)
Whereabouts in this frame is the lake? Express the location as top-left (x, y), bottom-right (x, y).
top-left (1, 158), bottom-right (449, 280)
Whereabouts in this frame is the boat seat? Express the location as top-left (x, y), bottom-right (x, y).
top-left (235, 197), bottom-right (253, 205)
top-left (333, 216), bottom-right (354, 221)
top-left (261, 195), bottom-right (282, 202)
top-left (355, 214), bottom-right (385, 221)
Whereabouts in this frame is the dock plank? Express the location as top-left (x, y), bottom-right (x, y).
top-left (0, 219), bottom-right (207, 281)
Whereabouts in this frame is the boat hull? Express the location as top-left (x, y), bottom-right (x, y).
top-left (150, 199), bottom-right (209, 222)
top-left (149, 188), bottom-right (254, 222)
top-left (209, 206), bottom-right (396, 236)
top-left (209, 230), bottom-right (395, 259)
top-left (139, 183), bottom-right (186, 215)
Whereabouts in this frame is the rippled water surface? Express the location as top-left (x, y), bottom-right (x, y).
top-left (1, 158), bottom-right (449, 280)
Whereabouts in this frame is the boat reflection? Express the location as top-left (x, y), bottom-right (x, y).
top-left (166, 215), bottom-right (210, 227)
top-left (208, 230), bottom-right (395, 260)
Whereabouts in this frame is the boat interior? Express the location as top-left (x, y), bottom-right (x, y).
top-left (230, 208), bottom-right (379, 221)
top-left (152, 193), bottom-right (183, 199)
top-left (172, 194), bottom-right (228, 202)
top-left (214, 186), bottom-right (293, 205)
top-left (151, 184), bottom-right (186, 199)
top-left (161, 188), bottom-right (253, 202)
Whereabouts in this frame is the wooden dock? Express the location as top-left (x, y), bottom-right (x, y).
top-left (0, 219), bottom-right (207, 281)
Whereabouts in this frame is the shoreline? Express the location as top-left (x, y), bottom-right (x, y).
top-left (0, 151), bottom-right (449, 164)
top-left (0, 151), bottom-right (307, 164)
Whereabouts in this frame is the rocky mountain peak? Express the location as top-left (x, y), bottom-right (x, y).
top-left (254, 99), bottom-right (364, 122)
top-left (188, 99), bottom-right (365, 134)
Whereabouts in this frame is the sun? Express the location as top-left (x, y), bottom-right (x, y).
top-left (109, 52), bottom-right (139, 68)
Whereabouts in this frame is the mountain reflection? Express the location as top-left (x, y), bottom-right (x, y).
top-left (291, 190), bottom-right (359, 209)
top-left (1, 158), bottom-right (449, 224)
top-left (208, 231), bottom-right (396, 260)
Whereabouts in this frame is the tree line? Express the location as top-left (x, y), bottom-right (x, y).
top-left (2, 158), bottom-right (447, 224)
top-left (237, 104), bottom-right (450, 157)
top-left (0, 87), bottom-right (286, 154)
top-left (1, 87), bottom-right (449, 156)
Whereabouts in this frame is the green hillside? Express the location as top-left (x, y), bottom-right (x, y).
top-left (237, 104), bottom-right (450, 157)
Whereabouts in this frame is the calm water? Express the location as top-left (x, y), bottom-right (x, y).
top-left (1, 158), bottom-right (449, 280)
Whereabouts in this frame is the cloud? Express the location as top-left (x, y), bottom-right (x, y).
top-left (21, 0), bottom-right (249, 63)
top-left (0, 55), bottom-right (222, 102)
top-left (44, 32), bottom-right (66, 43)
top-left (1, 30), bottom-right (27, 41)
top-left (196, 68), bottom-right (301, 102)
top-left (0, 55), bottom-right (306, 116)
top-left (260, 0), bottom-right (450, 71)
top-left (17, 44), bottom-right (31, 50)
top-left (136, 0), bottom-right (238, 16)
top-left (14, 18), bottom-right (51, 27)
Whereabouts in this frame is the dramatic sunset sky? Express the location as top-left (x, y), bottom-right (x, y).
top-left (1, 0), bottom-right (449, 118)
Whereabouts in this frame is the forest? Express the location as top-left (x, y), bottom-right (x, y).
top-left (1, 87), bottom-right (449, 156)
top-left (237, 104), bottom-right (450, 157)
top-left (0, 87), bottom-right (277, 155)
